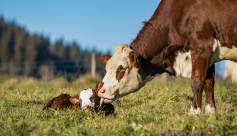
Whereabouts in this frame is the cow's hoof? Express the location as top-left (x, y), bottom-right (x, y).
top-left (205, 104), bottom-right (215, 114)
top-left (189, 106), bottom-right (201, 115)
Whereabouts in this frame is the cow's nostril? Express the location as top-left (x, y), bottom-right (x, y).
top-left (100, 88), bottom-right (106, 94)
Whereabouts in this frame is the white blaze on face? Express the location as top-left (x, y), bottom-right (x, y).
top-left (79, 89), bottom-right (95, 108)
top-left (102, 44), bottom-right (143, 101)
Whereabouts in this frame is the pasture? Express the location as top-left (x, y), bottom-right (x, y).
top-left (0, 75), bottom-right (236, 136)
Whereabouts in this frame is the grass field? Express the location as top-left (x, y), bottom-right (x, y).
top-left (0, 75), bottom-right (237, 136)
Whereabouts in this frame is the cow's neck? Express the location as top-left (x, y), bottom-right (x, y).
top-left (130, 7), bottom-right (179, 79)
top-left (130, 4), bottom-right (168, 60)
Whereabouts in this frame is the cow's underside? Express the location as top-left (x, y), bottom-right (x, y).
top-left (174, 39), bottom-right (237, 79)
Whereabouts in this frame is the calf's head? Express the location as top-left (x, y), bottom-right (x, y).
top-left (79, 81), bottom-right (114, 112)
top-left (98, 44), bottom-right (146, 104)
top-left (79, 88), bottom-right (100, 111)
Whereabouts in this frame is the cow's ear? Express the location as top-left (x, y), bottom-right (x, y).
top-left (95, 81), bottom-right (103, 94)
top-left (101, 54), bottom-right (111, 65)
top-left (129, 51), bottom-right (140, 68)
top-left (69, 96), bottom-right (80, 105)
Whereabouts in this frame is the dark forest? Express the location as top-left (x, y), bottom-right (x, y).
top-left (0, 17), bottom-right (108, 80)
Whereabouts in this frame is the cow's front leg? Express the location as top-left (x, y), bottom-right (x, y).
top-left (204, 64), bottom-right (216, 114)
top-left (189, 47), bottom-right (213, 115)
top-left (189, 77), bottom-right (204, 115)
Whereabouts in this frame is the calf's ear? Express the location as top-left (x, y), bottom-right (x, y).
top-left (129, 51), bottom-right (140, 67)
top-left (101, 54), bottom-right (111, 65)
top-left (69, 96), bottom-right (80, 105)
top-left (95, 81), bottom-right (103, 94)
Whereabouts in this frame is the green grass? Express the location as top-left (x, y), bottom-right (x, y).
top-left (0, 75), bottom-right (236, 136)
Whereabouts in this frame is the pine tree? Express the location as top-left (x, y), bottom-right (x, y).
top-left (0, 16), bottom-right (6, 66)
top-left (52, 38), bottom-right (65, 59)
top-left (82, 48), bottom-right (91, 73)
top-left (70, 41), bottom-right (81, 66)
top-left (64, 45), bottom-right (70, 60)
top-left (0, 16), bottom-right (6, 39)
top-left (24, 34), bottom-right (37, 76)
top-left (14, 27), bottom-right (27, 74)
top-left (0, 25), bottom-right (15, 72)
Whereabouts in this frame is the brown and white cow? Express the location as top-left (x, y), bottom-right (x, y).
top-left (98, 0), bottom-right (237, 115)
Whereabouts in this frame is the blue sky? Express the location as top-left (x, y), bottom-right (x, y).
top-left (0, 0), bottom-right (225, 77)
top-left (0, 0), bottom-right (160, 53)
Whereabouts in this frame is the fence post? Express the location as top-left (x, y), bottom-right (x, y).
top-left (91, 52), bottom-right (96, 78)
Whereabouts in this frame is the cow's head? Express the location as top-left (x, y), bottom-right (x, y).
top-left (98, 44), bottom-right (150, 104)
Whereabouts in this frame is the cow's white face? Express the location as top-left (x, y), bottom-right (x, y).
top-left (98, 44), bottom-right (145, 104)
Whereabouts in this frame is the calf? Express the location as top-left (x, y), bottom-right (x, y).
top-left (43, 82), bottom-right (114, 116)
top-left (42, 94), bottom-right (80, 111)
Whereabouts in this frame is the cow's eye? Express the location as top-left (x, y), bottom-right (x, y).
top-left (120, 67), bottom-right (127, 72)
top-left (117, 65), bottom-right (127, 72)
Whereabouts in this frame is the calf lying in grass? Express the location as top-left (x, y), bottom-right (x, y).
top-left (43, 94), bottom-right (81, 111)
top-left (43, 81), bottom-right (114, 116)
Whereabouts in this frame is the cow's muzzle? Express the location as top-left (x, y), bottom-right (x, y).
top-left (98, 87), bottom-right (114, 106)
top-left (99, 98), bottom-right (113, 107)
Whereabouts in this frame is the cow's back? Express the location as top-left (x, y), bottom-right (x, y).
top-left (167, 0), bottom-right (237, 48)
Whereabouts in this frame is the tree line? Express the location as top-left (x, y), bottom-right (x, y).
top-left (0, 17), bottom-right (108, 80)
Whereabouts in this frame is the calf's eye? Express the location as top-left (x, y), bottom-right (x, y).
top-left (90, 94), bottom-right (96, 103)
top-left (79, 99), bottom-right (82, 106)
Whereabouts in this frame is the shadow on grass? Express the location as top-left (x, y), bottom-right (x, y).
top-left (154, 130), bottom-right (211, 136)
top-left (186, 96), bottom-right (193, 101)
top-left (25, 100), bottom-right (43, 105)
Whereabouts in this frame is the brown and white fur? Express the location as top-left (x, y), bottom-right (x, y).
top-left (43, 94), bottom-right (81, 111)
top-left (43, 82), bottom-right (114, 116)
top-left (98, 0), bottom-right (237, 115)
